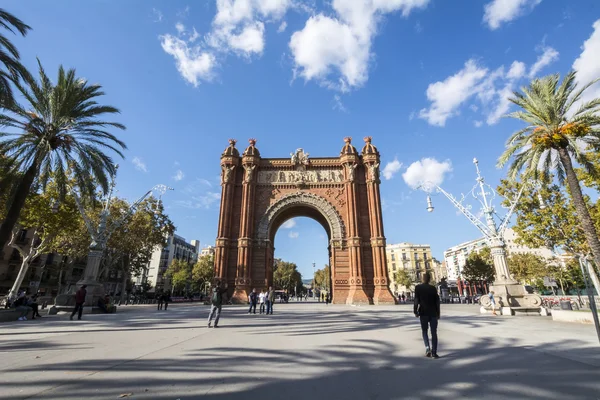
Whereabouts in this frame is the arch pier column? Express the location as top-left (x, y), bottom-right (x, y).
top-left (362, 137), bottom-right (396, 304)
top-left (340, 137), bottom-right (370, 304)
top-left (215, 139), bottom-right (240, 292)
top-left (232, 139), bottom-right (261, 302)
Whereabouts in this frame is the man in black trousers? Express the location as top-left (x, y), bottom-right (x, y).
top-left (413, 273), bottom-right (440, 359)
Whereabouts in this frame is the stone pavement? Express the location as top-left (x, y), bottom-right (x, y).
top-left (1, 302), bottom-right (599, 400)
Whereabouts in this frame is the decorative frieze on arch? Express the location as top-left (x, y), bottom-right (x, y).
top-left (256, 191), bottom-right (346, 242)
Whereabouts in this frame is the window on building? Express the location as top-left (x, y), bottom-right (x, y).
top-left (391, 254), bottom-right (395, 261)
top-left (392, 263), bottom-right (396, 271)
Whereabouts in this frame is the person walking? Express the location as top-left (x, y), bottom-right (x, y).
top-left (488, 290), bottom-right (497, 316)
top-left (248, 288), bottom-right (258, 314)
top-left (27, 294), bottom-right (42, 319)
top-left (414, 273), bottom-right (440, 359)
top-left (70, 285), bottom-right (87, 321)
top-left (208, 281), bottom-right (228, 328)
top-left (157, 292), bottom-right (164, 310)
top-left (265, 286), bottom-right (275, 315)
top-left (163, 292), bottom-right (171, 311)
top-left (259, 290), bottom-right (266, 314)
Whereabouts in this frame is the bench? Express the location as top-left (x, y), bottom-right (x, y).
top-left (0, 308), bottom-right (35, 323)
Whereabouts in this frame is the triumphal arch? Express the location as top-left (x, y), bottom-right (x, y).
top-left (214, 137), bottom-right (395, 305)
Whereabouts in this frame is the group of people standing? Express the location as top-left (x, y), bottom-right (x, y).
top-left (248, 287), bottom-right (275, 315)
top-left (157, 292), bottom-right (171, 310)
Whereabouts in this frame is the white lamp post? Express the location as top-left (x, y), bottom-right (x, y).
top-left (417, 158), bottom-right (543, 315)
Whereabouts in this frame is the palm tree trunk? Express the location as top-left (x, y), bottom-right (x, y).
top-left (558, 148), bottom-right (600, 295)
top-left (0, 159), bottom-right (39, 250)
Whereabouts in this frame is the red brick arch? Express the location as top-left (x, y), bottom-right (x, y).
top-left (214, 138), bottom-right (395, 305)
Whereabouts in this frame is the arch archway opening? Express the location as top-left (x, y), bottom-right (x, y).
top-left (272, 215), bottom-right (332, 303)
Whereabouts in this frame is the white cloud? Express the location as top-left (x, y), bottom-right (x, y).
top-left (289, 0), bottom-right (430, 91)
top-left (573, 19), bottom-right (600, 104)
top-left (281, 219), bottom-right (297, 229)
top-left (183, 178), bottom-right (213, 194)
top-left (419, 59), bottom-right (488, 126)
top-left (209, 0), bottom-right (293, 56)
top-left (528, 46), bottom-right (559, 78)
top-left (483, 0), bottom-right (542, 30)
top-left (175, 192), bottom-right (221, 209)
top-left (160, 34), bottom-right (217, 87)
top-left (189, 27), bottom-right (201, 42)
top-left (382, 158), bottom-right (403, 180)
top-left (226, 21), bottom-right (266, 55)
top-left (173, 170), bottom-right (185, 181)
top-left (474, 120), bottom-right (483, 127)
top-left (415, 20), bottom-right (423, 33)
top-left (278, 21), bottom-right (288, 33)
top-left (288, 231), bottom-right (300, 239)
top-left (177, 6), bottom-right (191, 19)
top-left (161, 0), bottom-right (295, 86)
top-left (402, 158), bottom-right (452, 189)
top-left (152, 8), bottom-right (163, 23)
top-left (132, 157), bottom-right (147, 173)
top-left (333, 94), bottom-right (348, 112)
top-left (420, 46), bottom-right (558, 126)
top-left (507, 60), bottom-right (526, 79)
top-left (486, 83), bottom-right (514, 124)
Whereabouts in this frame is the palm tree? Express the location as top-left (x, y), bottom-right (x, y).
top-left (0, 9), bottom-right (31, 106)
top-left (498, 71), bottom-right (600, 275)
top-left (0, 60), bottom-right (126, 249)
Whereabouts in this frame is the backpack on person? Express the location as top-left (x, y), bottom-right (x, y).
top-left (211, 288), bottom-right (221, 305)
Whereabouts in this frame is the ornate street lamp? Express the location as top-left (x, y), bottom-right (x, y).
top-left (417, 158), bottom-right (543, 315)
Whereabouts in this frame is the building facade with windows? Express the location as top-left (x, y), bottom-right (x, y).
top-left (200, 245), bottom-right (215, 257)
top-left (145, 234), bottom-right (200, 292)
top-left (443, 228), bottom-right (554, 282)
top-left (386, 243), bottom-right (435, 297)
top-left (0, 228), bottom-right (87, 297)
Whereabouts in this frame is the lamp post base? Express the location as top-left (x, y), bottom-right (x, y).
top-left (480, 282), bottom-right (542, 316)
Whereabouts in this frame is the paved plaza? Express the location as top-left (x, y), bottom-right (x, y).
top-left (1, 302), bottom-right (599, 400)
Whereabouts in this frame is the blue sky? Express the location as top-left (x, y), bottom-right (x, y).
top-left (8, 0), bottom-right (600, 279)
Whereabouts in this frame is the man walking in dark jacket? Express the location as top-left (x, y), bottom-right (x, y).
top-left (71, 285), bottom-right (87, 321)
top-left (248, 288), bottom-right (258, 314)
top-left (414, 273), bottom-right (440, 358)
top-left (208, 281), bottom-right (228, 328)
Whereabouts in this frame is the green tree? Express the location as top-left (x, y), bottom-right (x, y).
top-left (497, 178), bottom-right (589, 255)
top-left (273, 259), bottom-right (302, 293)
top-left (313, 264), bottom-right (331, 290)
top-left (49, 194), bottom-right (174, 300)
top-left (100, 197), bottom-right (173, 301)
top-left (507, 253), bottom-right (548, 285)
top-left (0, 9), bottom-right (31, 107)
top-left (497, 71), bottom-right (600, 287)
top-left (462, 249), bottom-right (495, 283)
top-left (192, 254), bottom-right (215, 293)
top-left (166, 259), bottom-right (192, 294)
top-left (394, 269), bottom-right (416, 292)
top-left (0, 61), bottom-right (127, 250)
top-left (7, 180), bottom-right (80, 298)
